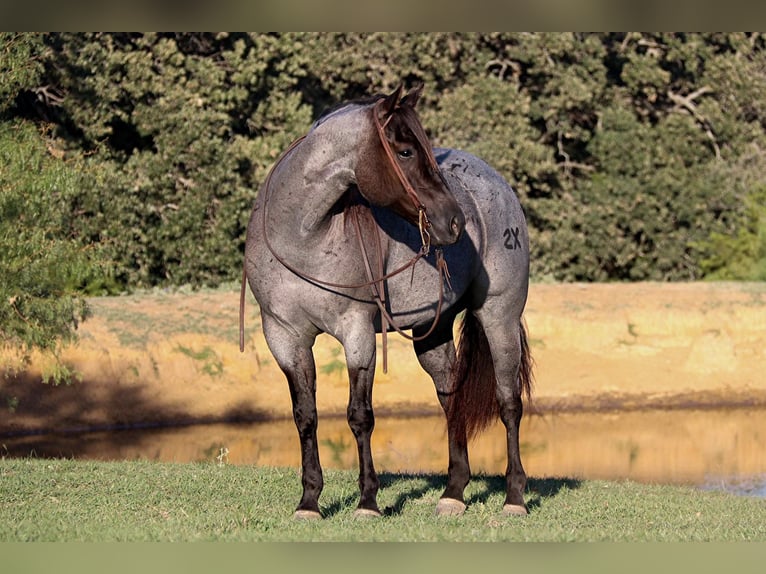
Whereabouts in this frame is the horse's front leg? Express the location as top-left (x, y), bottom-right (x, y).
top-left (413, 318), bottom-right (470, 516)
top-left (341, 324), bottom-right (381, 517)
top-left (261, 313), bottom-right (323, 519)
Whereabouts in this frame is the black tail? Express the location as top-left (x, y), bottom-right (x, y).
top-left (446, 313), bottom-right (533, 444)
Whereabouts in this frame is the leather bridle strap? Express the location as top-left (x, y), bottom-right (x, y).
top-left (372, 99), bottom-right (433, 254)
top-left (350, 206), bottom-right (451, 373)
top-left (241, 132), bottom-right (427, 353)
top-left (257, 135), bottom-right (428, 292)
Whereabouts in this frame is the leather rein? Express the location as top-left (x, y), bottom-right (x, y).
top-left (239, 98), bottom-right (452, 372)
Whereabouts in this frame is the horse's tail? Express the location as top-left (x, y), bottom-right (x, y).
top-left (446, 313), bottom-right (533, 445)
top-left (518, 319), bottom-right (534, 407)
top-left (239, 266), bottom-right (247, 353)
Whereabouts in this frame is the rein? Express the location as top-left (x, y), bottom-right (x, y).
top-left (239, 99), bottom-right (452, 372)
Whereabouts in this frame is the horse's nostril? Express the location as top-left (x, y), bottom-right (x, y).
top-left (451, 215), bottom-right (463, 237)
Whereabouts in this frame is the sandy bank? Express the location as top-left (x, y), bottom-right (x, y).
top-left (2, 282), bottom-right (765, 435)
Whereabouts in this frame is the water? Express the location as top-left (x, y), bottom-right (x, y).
top-left (3, 407), bottom-right (765, 497)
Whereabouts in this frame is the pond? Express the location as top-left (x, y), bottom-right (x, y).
top-left (3, 407), bottom-right (765, 497)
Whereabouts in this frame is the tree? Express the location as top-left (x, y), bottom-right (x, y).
top-left (1, 33), bottom-right (103, 383)
top-left (41, 33), bottom-right (313, 287)
top-left (13, 32), bottom-right (766, 286)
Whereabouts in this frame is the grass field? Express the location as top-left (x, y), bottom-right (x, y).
top-left (2, 458), bottom-right (765, 542)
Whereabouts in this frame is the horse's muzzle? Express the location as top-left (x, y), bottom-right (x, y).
top-left (430, 208), bottom-right (465, 246)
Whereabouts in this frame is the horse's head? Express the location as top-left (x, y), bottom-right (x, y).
top-left (357, 84), bottom-right (465, 247)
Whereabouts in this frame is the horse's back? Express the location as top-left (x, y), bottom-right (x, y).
top-left (435, 147), bottom-right (527, 226)
top-left (435, 147), bottom-right (529, 310)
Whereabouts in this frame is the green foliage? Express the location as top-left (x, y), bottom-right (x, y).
top-left (1, 34), bottom-right (107, 382)
top-left (555, 104), bottom-right (739, 280)
top-left (696, 185), bottom-right (766, 280)
top-left (0, 121), bottom-right (103, 382)
top-left (40, 33), bottom-right (313, 287)
top-left (0, 33), bottom-right (44, 114)
top-left (2, 32), bottom-right (765, 288)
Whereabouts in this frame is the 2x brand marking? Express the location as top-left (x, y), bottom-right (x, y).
top-left (503, 227), bottom-right (521, 250)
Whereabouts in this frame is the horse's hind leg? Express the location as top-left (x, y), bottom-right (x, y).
top-left (341, 324), bottom-right (381, 517)
top-left (261, 313), bottom-right (323, 519)
top-left (413, 318), bottom-right (470, 516)
top-left (474, 308), bottom-right (529, 515)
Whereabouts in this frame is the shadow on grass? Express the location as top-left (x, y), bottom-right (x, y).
top-left (466, 475), bottom-right (583, 513)
top-left (321, 473), bottom-right (582, 518)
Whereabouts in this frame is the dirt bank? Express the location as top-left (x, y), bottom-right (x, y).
top-left (2, 282), bottom-right (765, 435)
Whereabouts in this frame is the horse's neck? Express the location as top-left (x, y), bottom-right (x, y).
top-left (270, 115), bottom-right (368, 237)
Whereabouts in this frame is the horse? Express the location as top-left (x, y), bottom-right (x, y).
top-left (241, 84), bottom-right (532, 519)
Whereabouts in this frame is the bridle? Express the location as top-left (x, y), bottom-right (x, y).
top-left (372, 98), bottom-right (435, 253)
top-left (239, 98), bottom-right (453, 372)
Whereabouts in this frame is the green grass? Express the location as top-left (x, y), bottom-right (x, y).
top-left (175, 344), bottom-right (224, 376)
top-left (1, 459), bottom-right (765, 541)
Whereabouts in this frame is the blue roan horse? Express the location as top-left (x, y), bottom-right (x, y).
top-left (241, 84), bottom-right (532, 518)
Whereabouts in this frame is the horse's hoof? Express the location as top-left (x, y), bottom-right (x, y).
top-left (502, 503), bottom-right (528, 516)
top-left (294, 509), bottom-right (322, 520)
top-left (353, 508), bottom-right (382, 518)
top-left (435, 497), bottom-right (466, 516)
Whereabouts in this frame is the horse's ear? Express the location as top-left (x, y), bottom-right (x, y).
top-left (401, 83), bottom-right (424, 109)
top-left (378, 84), bottom-right (403, 120)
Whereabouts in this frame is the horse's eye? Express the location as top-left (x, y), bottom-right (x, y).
top-left (397, 148), bottom-right (414, 159)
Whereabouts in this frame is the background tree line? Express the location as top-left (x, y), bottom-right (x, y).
top-left (2, 32), bottom-right (766, 369)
